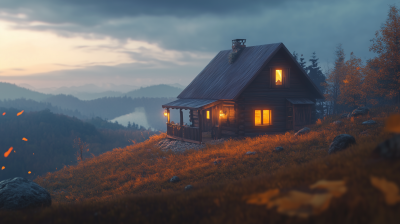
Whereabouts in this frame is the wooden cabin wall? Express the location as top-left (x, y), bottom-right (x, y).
top-left (219, 101), bottom-right (238, 137)
top-left (237, 48), bottom-right (316, 137)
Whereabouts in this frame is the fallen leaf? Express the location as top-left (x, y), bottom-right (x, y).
top-left (1, 166), bottom-right (5, 170)
top-left (246, 189), bottom-right (280, 205)
top-left (370, 176), bottom-right (400, 205)
top-left (310, 180), bottom-right (347, 197)
top-left (4, 147), bottom-right (13, 158)
top-left (17, 110), bottom-right (24, 116)
top-left (385, 114), bottom-right (400, 133)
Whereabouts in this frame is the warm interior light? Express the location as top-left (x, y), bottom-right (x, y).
top-left (219, 110), bottom-right (224, 117)
top-left (263, 110), bottom-right (270, 125)
top-left (164, 109), bottom-right (168, 117)
top-left (255, 110), bottom-right (261, 126)
top-left (207, 111), bottom-right (210, 119)
top-left (276, 70), bottom-right (282, 85)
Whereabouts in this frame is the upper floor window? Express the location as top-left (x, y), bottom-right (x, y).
top-left (270, 67), bottom-right (290, 88)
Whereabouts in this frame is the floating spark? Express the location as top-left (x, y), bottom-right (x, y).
top-left (22, 137), bottom-right (28, 141)
top-left (17, 110), bottom-right (24, 116)
top-left (4, 147), bottom-right (13, 157)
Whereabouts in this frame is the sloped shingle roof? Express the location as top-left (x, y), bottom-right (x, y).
top-left (178, 43), bottom-right (324, 100)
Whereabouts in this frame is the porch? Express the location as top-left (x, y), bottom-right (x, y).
top-left (162, 99), bottom-right (220, 144)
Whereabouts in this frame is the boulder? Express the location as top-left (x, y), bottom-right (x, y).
top-left (169, 176), bottom-right (180, 183)
top-left (348, 107), bottom-right (369, 118)
top-left (275, 146), bottom-right (284, 152)
top-left (328, 134), bottom-right (356, 154)
top-left (246, 151), bottom-right (256, 155)
top-left (373, 135), bottom-right (400, 159)
top-left (185, 185), bottom-right (193, 191)
top-left (340, 113), bottom-right (349, 118)
top-left (294, 127), bottom-right (311, 136)
top-left (362, 120), bottom-right (377, 125)
top-left (0, 177), bottom-right (51, 210)
top-left (332, 120), bottom-right (343, 125)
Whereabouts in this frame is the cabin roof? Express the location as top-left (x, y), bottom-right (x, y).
top-left (177, 43), bottom-right (324, 100)
top-left (162, 98), bottom-right (218, 110)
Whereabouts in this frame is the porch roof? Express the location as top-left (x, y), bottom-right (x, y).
top-left (162, 98), bottom-right (218, 110)
top-left (286, 98), bottom-right (315, 105)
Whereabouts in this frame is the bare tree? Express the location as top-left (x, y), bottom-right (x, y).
top-left (73, 137), bottom-right (89, 162)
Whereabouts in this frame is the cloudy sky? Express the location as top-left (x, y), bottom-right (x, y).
top-left (0, 0), bottom-right (397, 89)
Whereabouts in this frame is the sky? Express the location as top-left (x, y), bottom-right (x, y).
top-left (0, 0), bottom-right (397, 89)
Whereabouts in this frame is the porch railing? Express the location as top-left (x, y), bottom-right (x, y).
top-left (167, 123), bottom-right (201, 144)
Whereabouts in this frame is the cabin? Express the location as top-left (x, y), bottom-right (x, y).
top-left (162, 39), bottom-right (324, 144)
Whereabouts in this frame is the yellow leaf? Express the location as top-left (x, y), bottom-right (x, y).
top-left (246, 189), bottom-right (280, 205)
top-left (370, 176), bottom-right (400, 205)
top-left (309, 180), bottom-right (347, 197)
top-left (384, 114), bottom-right (400, 133)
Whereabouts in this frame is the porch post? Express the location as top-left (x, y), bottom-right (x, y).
top-left (180, 109), bottom-right (183, 126)
top-left (198, 110), bottom-right (202, 142)
top-left (167, 108), bottom-right (170, 124)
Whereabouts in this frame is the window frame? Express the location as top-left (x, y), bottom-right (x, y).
top-left (270, 67), bottom-right (290, 88)
top-left (254, 109), bottom-right (272, 126)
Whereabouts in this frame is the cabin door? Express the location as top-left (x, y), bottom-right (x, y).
top-left (286, 102), bottom-right (293, 130)
top-left (293, 105), bottom-right (312, 130)
top-left (203, 109), bottom-right (212, 132)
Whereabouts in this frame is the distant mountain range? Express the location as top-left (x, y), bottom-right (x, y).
top-left (1, 82), bottom-right (184, 101)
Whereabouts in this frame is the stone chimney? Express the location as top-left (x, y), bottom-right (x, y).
top-left (229, 39), bottom-right (246, 64)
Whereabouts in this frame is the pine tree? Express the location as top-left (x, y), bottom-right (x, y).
top-left (306, 52), bottom-right (326, 93)
top-left (292, 51), bottom-right (299, 62)
top-left (299, 54), bottom-right (307, 71)
top-left (325, 44), bottom-right (346, 114)
top-left (369, 5), bottom-right (400, 103)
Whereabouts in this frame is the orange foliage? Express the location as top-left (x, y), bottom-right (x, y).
top-left (370, 176), bottom-right (400, 205)
top-left (4, 147), bottom-right (13, 158)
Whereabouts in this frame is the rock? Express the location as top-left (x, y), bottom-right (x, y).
top-left (275, 146), bottom-right (284, 151)
top-left (0, 177), bottom-right (51, 210)
top-left (340, 113), bottom-right (349, 118)
top-left (185, 185), bottom-right (193, 191)
top-left (348, 107), bottom-right (369, 118)
top-left (362, 120), bottom-right (377, 125)
top-left (328, 134), bottom-right (356, 154)
top-left (332, 120), bottom-right (343, 125)
top-left (294, 127), bottom-right (311, 136)
top-left (246, 151), bottom-right (256, 155)
top-left (373, 135), bottom-right (400, 159)
top-left (170, 176), bottom-right (180, 183)
top-left (213, 159), bottom-right (221, 165)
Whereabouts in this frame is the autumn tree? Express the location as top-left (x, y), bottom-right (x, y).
top-left (338, 52), bottom-right (364, 108)
top-left (325, 44), bottom-right (346, 114)
top-left (369, 5), bottom-right (400, 103)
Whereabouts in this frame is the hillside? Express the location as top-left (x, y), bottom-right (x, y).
top-left (0, 105), bottom-right (397, 223)
top-left (0, 82), bottom-right (50, 101)
top-left (123, 84), bottom-right (183, 98)
top-left (0, 108), bottom-right (158, 181)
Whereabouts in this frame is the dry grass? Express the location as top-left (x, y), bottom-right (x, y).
top-left (1, 106), bottom-right (400, 223)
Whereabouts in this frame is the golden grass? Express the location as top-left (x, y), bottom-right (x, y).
top-left (1, 106), bottom-right (399, 223)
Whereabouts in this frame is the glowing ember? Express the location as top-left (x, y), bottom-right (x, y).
top-left (2, 112), bottom-right (5, 116)
top-left (4, 147), bottom-right (13, 158)
top-left (17, 110), bottom-right (24, 116)
top-left (22, 137), bottom-right (28, 141)
top-left (33, 153), bottom-right (34, 155)
top-left (28, 171), bottom-right (31, 174)
top-left (1, 166), bottom-right (5, 170)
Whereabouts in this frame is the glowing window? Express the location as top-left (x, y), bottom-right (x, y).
top-left (206, 111), bottom-right (210, 119)
top-left (255, 110), bottom-right (271, 126)
top-left (276, 70), bottom-right (282, 85)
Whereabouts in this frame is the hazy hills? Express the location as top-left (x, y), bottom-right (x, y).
top-left (122, 84), bottom-right (183, 98)
top-left (0, 82), bottom-right (50, 101)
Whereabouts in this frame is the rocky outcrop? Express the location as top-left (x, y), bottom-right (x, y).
top-left (362, 120), bottom-right (377, 125)
top-left (156, 138), bottom-right (225, 153)
top-left (294, 127), bottom-right (311, 136)
top-left (328, 134), bottom-right (356, 154)
top-left (373, 135), bottom-right (400, 159)
top-left (0, 177), bottom-right (51, 210)
top-left (348, 107), bottom-right (369, 118)
top-left (170, 176), bottom-right (180, 183)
